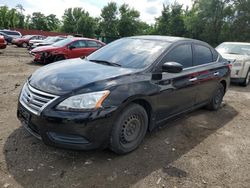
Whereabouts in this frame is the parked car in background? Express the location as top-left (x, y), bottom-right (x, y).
top-left (18, 36), bottom-right (230, 154)
top-left (28, 36), bottom-right (49, 47)
top-left (30, 37), bottom-right (105, 63)
top-left (216, 42), bottom-right (250, 86)
top-left (0, 36), bottom-right (7, 49)
top-left (0, 32), bottom-right (13, 44)
top-left (28, 36), bottom-right (67, 51)
top-left (12, 35), bottom-right (46, 48)
top-left (0, 29), bottom-right (22, 39)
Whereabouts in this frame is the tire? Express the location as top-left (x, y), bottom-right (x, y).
top-left (22, 42), bottom-right (28, 48)
top-left (110, 103), bottom-right (148, 154)
top-left (240, 70), bottom-right (250, 87)
top-left (54, 55), bottom-right (65, 62)
top-left (206, 83), bottom-right (225, 111)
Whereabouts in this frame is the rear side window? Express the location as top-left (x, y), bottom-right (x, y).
top-left (86, 40), bottom-right (101, 48)
top-left (164, 44), bottom-right (193, 68)
top-left (2, 31), bottom-right (20, 36)
top-left (194, 45), bottom-right (213, 66)
top-left (70, 40), bottom-right (87, 48)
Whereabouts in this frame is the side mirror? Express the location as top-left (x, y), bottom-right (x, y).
top-left (68, 45), bottom-right (76, 50)
top-left (162, 62), bottom-right (183, 73)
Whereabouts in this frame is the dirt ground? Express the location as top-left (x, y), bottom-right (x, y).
top-left (0, 45), bottom-right (249, 188)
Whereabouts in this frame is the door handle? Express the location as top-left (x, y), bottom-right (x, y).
top-left (189, 77), bottom-right (198, 82)
top-left (214, 72), bottom-right (219, 76)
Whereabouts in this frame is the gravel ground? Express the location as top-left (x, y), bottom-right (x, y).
top-left (0, 45), bottom-right (250, 188)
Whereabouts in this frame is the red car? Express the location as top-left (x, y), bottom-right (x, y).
top-left (0, 36), bottom-right (7, 49)
top-left (30, 37), bottom-right (105, 63)
top-left (12, 35), bottom-right (46, 48)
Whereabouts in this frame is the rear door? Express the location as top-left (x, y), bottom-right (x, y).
top-left (85, 40), bottom-right (102, 55)
top-left (154, 43), bottom-right (198, 122)
top-left (192, 43), bottom-right (221, 104)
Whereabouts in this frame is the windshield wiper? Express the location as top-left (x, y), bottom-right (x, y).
top-left (89, 59), bottom-right (121, 67)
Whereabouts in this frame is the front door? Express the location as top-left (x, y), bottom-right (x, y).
top-left (153, 43), bottom-right (198, 123)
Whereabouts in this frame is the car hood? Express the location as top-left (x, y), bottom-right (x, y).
top-left (29, 58), bottom-right (138, 95)
top-left (31, 45), bottom-right (60, 53)
top-left (220, 53), bottom-right (250, 62)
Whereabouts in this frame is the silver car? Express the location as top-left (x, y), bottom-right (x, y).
top-left (216, 42), bottom-right (250, 86)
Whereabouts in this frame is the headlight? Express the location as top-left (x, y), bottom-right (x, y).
top-left (56, 90), bottom-right (110, 111)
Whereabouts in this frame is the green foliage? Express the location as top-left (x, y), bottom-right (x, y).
top-left (61, 7), bottom-right (97, 37)
top-left (0, 1), bottom-right (249, 44)
top-left (100, 2), bottom-right (119, 37)
top-left (118, 4), bottom-right (140, 37)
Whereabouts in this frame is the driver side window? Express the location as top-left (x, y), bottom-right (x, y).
top-left (163, 44), bottom-right (193, 68)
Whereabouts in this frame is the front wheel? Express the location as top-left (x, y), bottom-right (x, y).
top-left (206, 83), bottom-right (225, 111)
top-left (110, 103), bottom-right (148, 154)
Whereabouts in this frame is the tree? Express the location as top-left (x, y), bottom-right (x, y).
top-left (155, 4), bottom-right (171, 35)
top-left (184, 0), bottom-right (233, 46)
top-left (0, 6), bottom-right (10, 28)
top-left (168, 3), bottom-right (186, 36)
top-left (46, 14), bottom-right (60, 31)
top-left (230, 0), bottom-right (250, 41)
top-left (61, 7), bottom-right (97, 36)
top-left (100, 2), bottom-right (119, 37)
top-left (118, 4), bottom-right (140, 37)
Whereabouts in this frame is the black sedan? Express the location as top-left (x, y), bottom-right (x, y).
top-left (17, 36), bottom-right (230, 154)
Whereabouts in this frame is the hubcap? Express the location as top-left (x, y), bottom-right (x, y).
top-left (120, 115), bottom-right (141, 144)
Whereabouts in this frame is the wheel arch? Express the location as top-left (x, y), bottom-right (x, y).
top-left (220, 80), bottom-right (227, 93)
top-left (117, 96), bottom-right (155, 132)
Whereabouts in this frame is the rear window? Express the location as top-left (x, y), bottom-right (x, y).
top-left (194, 45), bottom-right (213, 66)
top-left (1, 30), bottom-right (20, 36)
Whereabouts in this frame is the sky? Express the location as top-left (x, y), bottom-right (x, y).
top-left (0, 0), bottom-right (192, 24)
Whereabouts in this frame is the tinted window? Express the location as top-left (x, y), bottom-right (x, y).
top-left (87, 40), bottom-right (101, 47)
top-left (87, 38), bottom-right (170, 69)
top-left (194, 45), bottom-right (213, 65)
top-left (164, 44), bottom-right (193, 68)
top-left (211, 48), bottom-right (219, 61)
top-left (1, 31), bottom-right (20, 36)
top-left (70, 40), bottom-right (87, 48)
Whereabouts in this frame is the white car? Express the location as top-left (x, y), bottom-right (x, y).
top-left (216, 42), bottom-right (250, 86)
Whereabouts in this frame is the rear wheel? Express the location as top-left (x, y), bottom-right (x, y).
top-left (22, 42), bottom-right (28, 48)
top-left (110, 103), bottom-right (148, 154)
top-left (240, 70), bottom-right (250, 87)
top-left (206, 83), bottom-right (225, 111)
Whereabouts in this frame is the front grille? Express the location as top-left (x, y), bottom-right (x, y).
top-left (20, 83), bottom-right (59, 115)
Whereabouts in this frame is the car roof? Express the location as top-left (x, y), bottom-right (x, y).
top-left (221, 42), bottom-right (250, 45)
top-left (71, 37), bottom-right (99, 41)
top-left (129, 35), bottom-right (202, 43)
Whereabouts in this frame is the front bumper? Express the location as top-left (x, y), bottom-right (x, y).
top-left (17, 102), bottom-right (117, 150)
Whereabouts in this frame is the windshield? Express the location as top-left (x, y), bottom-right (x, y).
top-left (52, 38), bottom-right (73, 47)
top-left (43, 37), bottom-right (53, 42)
top-left (87, 38), bottom-right (170, 69)
top-left (216, 43), bottom-right (250, 55)
top-left (22, 35), bottom-right (32, 39)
